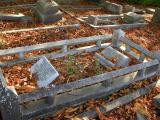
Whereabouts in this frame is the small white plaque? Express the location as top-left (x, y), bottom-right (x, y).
top-left (30, 56), bottom-right (59, 88)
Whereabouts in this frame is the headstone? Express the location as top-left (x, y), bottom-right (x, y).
top-left (35, 9), bottom-right (62, 24)
top-left (123, 12), bottom-right (145, 23)
top-left (101, 1), bottom-right (123, 14)
top-left (102, 46), bottom-right (130, 67)
top-left (124, 5), bottom-right (135, 13)
top-left (0, 13), bottom-right (32, 23)
top-left (30, 56), bottom-right (59, 88)
top-left (36, 0), bottom-right (59, 14)
top-left (34, 0), bottom-right (62, 24)
top-left (86, 15), bottom-right (98, 25)
top-left (152, 8), bottom-right (160, 24)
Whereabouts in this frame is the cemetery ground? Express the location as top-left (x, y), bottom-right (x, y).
top-left (0, 0), bottom-right (160, 120)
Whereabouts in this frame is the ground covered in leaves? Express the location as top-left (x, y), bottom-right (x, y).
top-left (0, 0), bottom-right (160, 120)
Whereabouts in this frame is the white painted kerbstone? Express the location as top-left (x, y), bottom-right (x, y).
top-left (30, 56), bottom-right (59, 88)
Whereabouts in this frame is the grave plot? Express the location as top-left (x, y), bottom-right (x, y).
top-left (79, 13), bottom-right (148, 30)
top-left (0, 30), bottom-right (160, 120)
top-left (0, 1), bottom-right (80, 33)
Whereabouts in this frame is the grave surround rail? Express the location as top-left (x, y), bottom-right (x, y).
top-left (79, 14), bottom-right (148, 30)
top-left (0, 31), bottom-right (160, 120)
top-left (0, 34), bottom-right (112, 67)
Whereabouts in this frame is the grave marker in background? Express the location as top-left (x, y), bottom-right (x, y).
top-left (34, 0), bottom-right (62, 24)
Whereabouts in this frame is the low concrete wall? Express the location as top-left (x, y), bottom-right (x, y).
top-left (54, 0), bottom-right (81, 4)
top-left (100, 1), bottom-right (123, 14)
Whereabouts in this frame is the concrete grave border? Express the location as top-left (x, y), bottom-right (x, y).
top-left (0, 30), bottom-right (160, 120)
top-left (79, 14), bottom-right (148, 30)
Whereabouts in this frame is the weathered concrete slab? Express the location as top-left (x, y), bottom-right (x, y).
top-left (95, 53), bottom-right (115, 68)
top-left (124, 5), bottom-right (135, 13)
top-left (34, 9), bottom-right (62, 24)
top-left (102, 46), bottom-right (130, 67)
top-left (123, 12), bottom-right (145, 23)
top-left (36, 0), bottom-right (59, 14)
top-left (31, 56), bottom-right (59, 88)
top-left (101, 1), bottom-right (123, 14)
top-left (0, 87), bottom-right (21, 120)
top-left (0, 13), bottom-right (32, 23)
top-left (152, 8), bottom-right (160, 24)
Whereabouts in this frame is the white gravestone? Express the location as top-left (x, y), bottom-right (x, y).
top-left (30, 56), bottom-right (59, 88)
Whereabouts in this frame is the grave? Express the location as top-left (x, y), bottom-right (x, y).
top-left (34, 0), bottom-right (62, 24)
top-left (80, 14), bottom-right (147, 29)
top-left (30, 56), bottom-right (59, 88)
top-left (0, 31), bottom-right (159, 120)
top-left (123, 12), bottom-right (145, 23)
top-left (0, 13), bottom-right (32, 23)
top-left (152, 8), bottom-right (160, 24)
